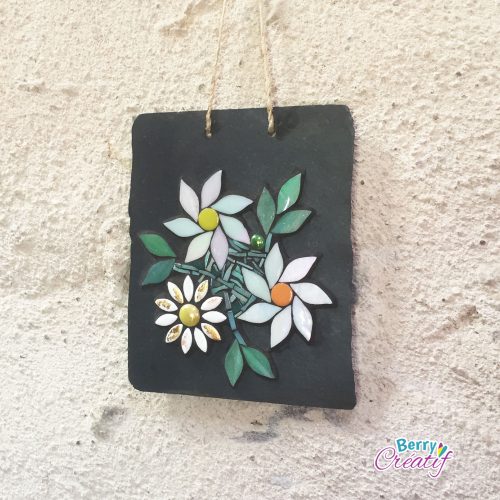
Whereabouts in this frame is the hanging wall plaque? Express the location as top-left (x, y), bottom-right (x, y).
top-left (128, 105), bottom-right (355, 409)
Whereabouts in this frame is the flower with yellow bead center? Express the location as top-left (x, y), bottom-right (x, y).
top-left (198, 208), bottom-right (219, 231)
top-left (163, 171), bottom-right (253, 269)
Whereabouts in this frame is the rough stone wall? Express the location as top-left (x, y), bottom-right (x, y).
top-left (1, 0), bottom-right (498, 498)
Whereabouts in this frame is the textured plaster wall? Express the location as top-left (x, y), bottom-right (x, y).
top-left (0, 0), bottom-right (498, 498)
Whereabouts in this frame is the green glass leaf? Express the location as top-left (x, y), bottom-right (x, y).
top-left (225, 340), bottom-right (244, 386)
top-left (277, 173), bottom-right (302, 214)
top-left (142, 259), bottom-right (175, 285)
top-left (241, 346), bottom-right (275, 379)
top-left (139, 234), bottom-right (176, 257)
top-left (257, 187), bottom-right (276, 234)
top-left (271, 210), bottom-right (312, 234)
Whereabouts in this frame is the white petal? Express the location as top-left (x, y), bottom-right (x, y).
top-left (181, 328), bottom-right (192, 353)
top-left (238, 303), bottom-right (281, 323)
top-left (201, 170), bottom-right (222, 208)
top-left (291, 283), bottom-right (332, 305)
top-left (219, 215), bottom-right (250, 244)
top-left (179, 179), bottom-right (200, 221)
top-left (292, 297), bottom-right (312, 341)
top-left (210, 226), bottom-right (229, 269)
top-left (194, 280), bottom-right (209, 303)
top-left (201, 323), bottom-right (221, 341)
top-left (202, 311), bottom-right (227, 323)
top-left (242, 268), bottom-right (271, 302)
top-left (165, 324), bottom-right (183, 343)
top-left (164, 217), bottom-right (203, 237)
top-left (211, 195), bottom-right (252, 214)
top-left (279, 257), bottom-right (317, 283)
top-left (155, 298), bottom-right (178, 312)
top-left (185, 232), bottom-right (213, 262)
top-left (168, 282), bottom-right (184, 304)
top-left (264, 243), bottom-right (283, 288)
top-left (155, 314), bottom-right (178, 327)
top-left (183, 275), bottom-right (194, 302)
top-left (201, 296), bottom-right (223, 311)
top-left (270, 306), bottom-right (292, 348)
top-left (194, 327), bottom-right (208, 352)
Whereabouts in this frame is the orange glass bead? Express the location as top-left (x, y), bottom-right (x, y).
top-left (271, 283), bottom-right (294, 307)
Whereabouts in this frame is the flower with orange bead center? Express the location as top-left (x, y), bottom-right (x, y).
top-left (271, 283), bottom-right (294, 307)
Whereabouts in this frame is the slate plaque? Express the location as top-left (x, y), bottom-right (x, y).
top-left (129, 105), bottom-right (355, 409)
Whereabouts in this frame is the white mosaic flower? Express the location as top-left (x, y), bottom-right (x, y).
top-left (237, 243), bottom-right (332, 348)
top-left (164, 170), bottom-right (252, 269)
top-left (155, 275), bottom-right (226, 354)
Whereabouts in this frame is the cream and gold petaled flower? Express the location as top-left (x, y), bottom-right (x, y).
top-left (155, 275), bottom-right (226, 354)
top-left (163, 171), bottom-right (252, 269)
top-left (236, 243), bottom-right (332, 348)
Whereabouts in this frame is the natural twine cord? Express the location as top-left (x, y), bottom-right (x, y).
top-left (257, 0), bottom-right (276, 136)
top-left (205, 0), bottom-right (276, 137)
top-left (205, 0), bottom-right (229, 138)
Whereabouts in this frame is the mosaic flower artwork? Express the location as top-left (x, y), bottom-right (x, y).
top-left (138, 171), bottom-right (333, 386)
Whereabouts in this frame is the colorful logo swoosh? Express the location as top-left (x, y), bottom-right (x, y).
top-left (437, 443), bottom-right (448, 457)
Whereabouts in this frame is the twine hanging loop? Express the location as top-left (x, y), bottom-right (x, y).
top-left (205, 0), bottom-right (229, 138)
top-left (205, 0), bottom-right (276, 137)
top-left (258, 0), bottom-right (276, 136)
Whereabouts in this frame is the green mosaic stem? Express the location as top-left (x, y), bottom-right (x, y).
top-left (229, 270), bottom-right (244, 284)
top-left (227, 257), bottom-right (253, 270)
top-left (223, 263), bottom-right (235, 281)
top-left (248, 251), bottom-right (266, 258)
top-left (223, 291), bottom-right (246, 346)
top-left (238, 295), bottom-right (257, 314)
top-left (197, 269), bottom-right (218, 279)
top-left (228, 250), bottom-right (247, 257)
top-left (211, 285), bottom-right (228, 295)
top-left (265, 233), bottom-right (273, 252)
top-left (173, 262), bottom-right (251, 299)
top-left (229, 239), bottom-right (249, 251)
top-left (251, 262), bottom-right (265, 275)
top-left (229, 249), bottom-right (265, 258)
top-left (206, 256), bottom-right (215, 273)
top-left (231, 289), bottom-right (248, 302)
top-left (227, 239), bottom-right (268, 273)
top-left (173, 246), bottom-right (267, 301)
top-left (173, 263), bottom-right (203, 274)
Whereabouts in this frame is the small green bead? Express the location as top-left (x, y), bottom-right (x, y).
top-left (251, 234), bottom-right (265, 250)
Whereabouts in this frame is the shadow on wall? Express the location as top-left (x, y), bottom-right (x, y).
top-left (350, 138), bottom-right (401, 422)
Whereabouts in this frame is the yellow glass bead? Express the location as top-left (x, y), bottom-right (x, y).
top-left (198, 208), bottom-right (219, 231)
top-left (179, 304), bottom-right (201, 327)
